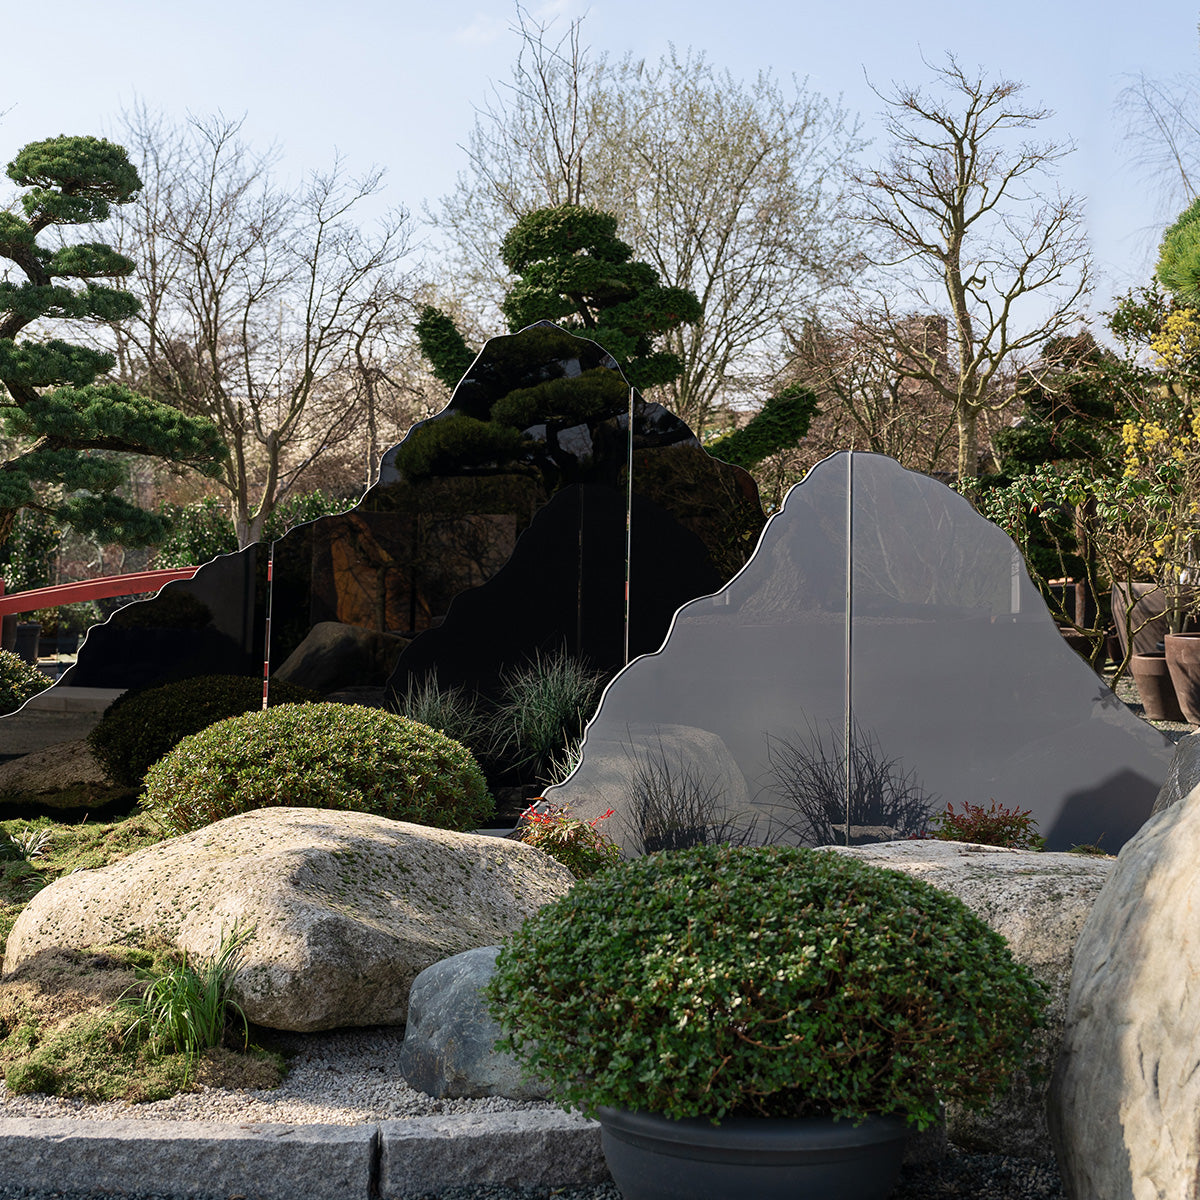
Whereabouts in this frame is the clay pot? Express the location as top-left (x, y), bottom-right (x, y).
top-left (1165, 633), bottom-right (1200, 724)
top-left (1130, 652), bottom-right (1185, 722)
top-left (1058, 627), bottom-right (1093, 660)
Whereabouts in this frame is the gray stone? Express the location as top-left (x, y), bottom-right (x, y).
top-left (1152, 728), bottom-right (1200, 813)
top-left (823, 839), bottom-right (1114, 1161)
top-left (274, 621), bottom-right (408, 693)
top-left (378, 1110), bottom-right (608, 1196)
top-left (0, 1117), bottom-right (374, 1200)
top-left (400, 945), bottom-right (550, 1101)
top-left (0, 738), bottom-right (108, 802)
top-left (1049, 779), bottom-right (1200, 1199)
top-left (3, 807), bottom-right (575, 1031)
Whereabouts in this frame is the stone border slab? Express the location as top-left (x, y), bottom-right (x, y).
top-left (0, 1118), bottom-right (376, 1200)
top-left (0, 1110), bottom-right (608, 1199)
top-left (379, 1110), bottom-right (607, 1196)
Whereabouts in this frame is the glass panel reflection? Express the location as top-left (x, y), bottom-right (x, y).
top-left (4, 323), bottom-right (767, 811)
top-left (551, 451), bottom-right (1174, 854)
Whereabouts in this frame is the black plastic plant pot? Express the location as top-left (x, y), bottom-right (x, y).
top-left (596, 1106), bottom-right (909, 1200)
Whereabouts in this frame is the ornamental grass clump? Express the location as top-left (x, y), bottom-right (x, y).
top-left (488, 844), bottom-right (1046, 1129)
top-left (141, 703), bottom-right (492, 835)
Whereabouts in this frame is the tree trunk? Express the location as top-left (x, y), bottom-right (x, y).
top-left (956, 405), bottom-right (979, 481)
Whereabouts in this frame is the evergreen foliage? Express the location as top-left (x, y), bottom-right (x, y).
top-left (415, 304), bottom-right (477, 391)
top-left (88, 674), bottom-right (319, 787)
top-left (707, 383), bottom-right (820, 470)
top-left (488, 843), bottom-right (1046, 1127)
top-left (0, 649), bottom-right (50, 715)
top-left (0, 136), bottom-right (226, 555)
top-left (1157, 197), bottom-right (1200, 305)
top-left (392, 414), bottom-right (526, 480)
top-left (499, 205), bottom-right (701, 391)
top-left (140, 703), bottom-right (493, 835)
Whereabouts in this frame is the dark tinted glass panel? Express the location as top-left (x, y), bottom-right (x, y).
top-left (551, 452), bottom-right (1173, 854)
top-left (3, 323), bottom-right (765, 808)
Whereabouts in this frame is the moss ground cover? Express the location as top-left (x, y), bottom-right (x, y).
top-left (0, 814), bottom-right (286, 1102)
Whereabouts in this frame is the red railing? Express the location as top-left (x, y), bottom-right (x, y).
top-left (0, 567), bottom-right (201, 618)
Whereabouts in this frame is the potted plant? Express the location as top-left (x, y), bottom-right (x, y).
top-left (487, 843), bottom-right (1046, 1200)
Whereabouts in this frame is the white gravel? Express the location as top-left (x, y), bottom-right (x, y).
top-left (0, 1025), bottom-right (554, 1125)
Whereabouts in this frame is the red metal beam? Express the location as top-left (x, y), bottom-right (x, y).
top-left (0, 568), bottom-right (201, 617)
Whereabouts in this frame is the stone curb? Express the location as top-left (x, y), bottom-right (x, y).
top-left (0, 1110), bottom-right (608, 1199)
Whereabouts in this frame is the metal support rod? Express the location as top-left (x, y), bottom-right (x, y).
top-left (262, 541), bottom-right (276, 710)
top-left (843, 452), bottom-right (854, 847)
top-left (624, 386), bottom-right (635, 667)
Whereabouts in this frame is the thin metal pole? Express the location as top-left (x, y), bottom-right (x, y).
top-left (843, 452), bottom-right (854, 847)
top-left (624, 386), bottom-right (634, 667)
top-left (262, 541), bottom-right (275, 710)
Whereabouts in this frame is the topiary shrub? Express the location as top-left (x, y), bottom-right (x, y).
top-left (0, 650), bottom-right (51, 715)
top-left (489, 369), bottom-right (626, 429)
top-left (141, 702), bottom-right (494, 835)
top-left (393, 415), bottom-right (526, 480)
top-left (488, 843), bottom-right (1046, 1128)
top-left (88, 674), bottom-right (320, 787)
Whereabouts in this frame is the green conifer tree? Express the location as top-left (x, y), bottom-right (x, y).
top-left (0, 136), bottom-right (225, 554)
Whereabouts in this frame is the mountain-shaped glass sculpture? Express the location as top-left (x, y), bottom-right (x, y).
top-left (548, 451), bottom-right (1175, 854)
top-left (6, 324), bottom-right (764, 797)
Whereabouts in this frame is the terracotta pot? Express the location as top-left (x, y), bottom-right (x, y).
top-left (1130, 652), bottom-right (1185, 722)
top-left (1058, 627), bottom-right (1093, 660)
top-left (1166, 633), bottom-right (1200, 724)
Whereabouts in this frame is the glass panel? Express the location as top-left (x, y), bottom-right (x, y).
top-left (845, 452), bottom-right (1170, 852)
top-left (550, 452), bottom-right (850, 853)
top-left (552, 451), bottom-right (1174, 855)
top-left (2, 324), bottom-right (766, 812)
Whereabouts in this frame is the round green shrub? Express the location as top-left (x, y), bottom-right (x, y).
top-left (488, 843), bottom-right (1046, 1128)
top-left (88, 674), bottom-right (320, 787)
top-left (0, 649), bottom-right (51, 715)
top-left (141, 702), bottom-right (494, 835)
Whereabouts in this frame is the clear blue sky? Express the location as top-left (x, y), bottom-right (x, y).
top-left (4, 0), bottom-right (1199, 323)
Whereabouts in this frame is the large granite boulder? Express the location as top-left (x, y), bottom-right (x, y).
top-left (2, 808), bottom-right (574, 1032)
top-left (399, 945), bottom-right (550, 1101)
top-left (0, 739), bottom-right (107, 803)
top-left (273, 622), bottom-right (408, 694)
top-left (823, 839), bottom-right (1114, 1161)
top-left (1152, 728), bottom-right (1200, 813)
top-left (1049, 780), bottom-right (1200, 1198)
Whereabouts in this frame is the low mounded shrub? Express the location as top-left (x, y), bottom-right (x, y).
top-left (927, 799), bottom-right (1045, 850)
top-left (489, 369), bottom-right (624, 429)
top-left (393, 415), bottom-right (525, 480)
top-left (141, 703), bottom-right (493, 834)
top-left (0, 650), bottom-right (50, 716)
top-left (88, 675), bottom-right (320, 787)
top-left (488, 843), bottom-right (1046, 1128)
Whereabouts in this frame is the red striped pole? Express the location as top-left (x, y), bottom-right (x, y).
top-left (262, 542), bottom-right (275, 710)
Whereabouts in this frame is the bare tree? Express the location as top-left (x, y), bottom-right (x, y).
top-left (432, 7), bottom-right (864, 433)
top-left (104, 108), bottom-right (417, 545)
top-left (1117, 66), bottom-right (1200, 221)
top-left (787, 313), bottom-right (959, 475)
top-left (848, 56), bottom-right (1091, 480)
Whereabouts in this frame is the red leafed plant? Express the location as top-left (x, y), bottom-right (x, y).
top-left (516, 801), bottom-right (623, 878)
top-left (926, 800), bottom-right (1044, 850)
